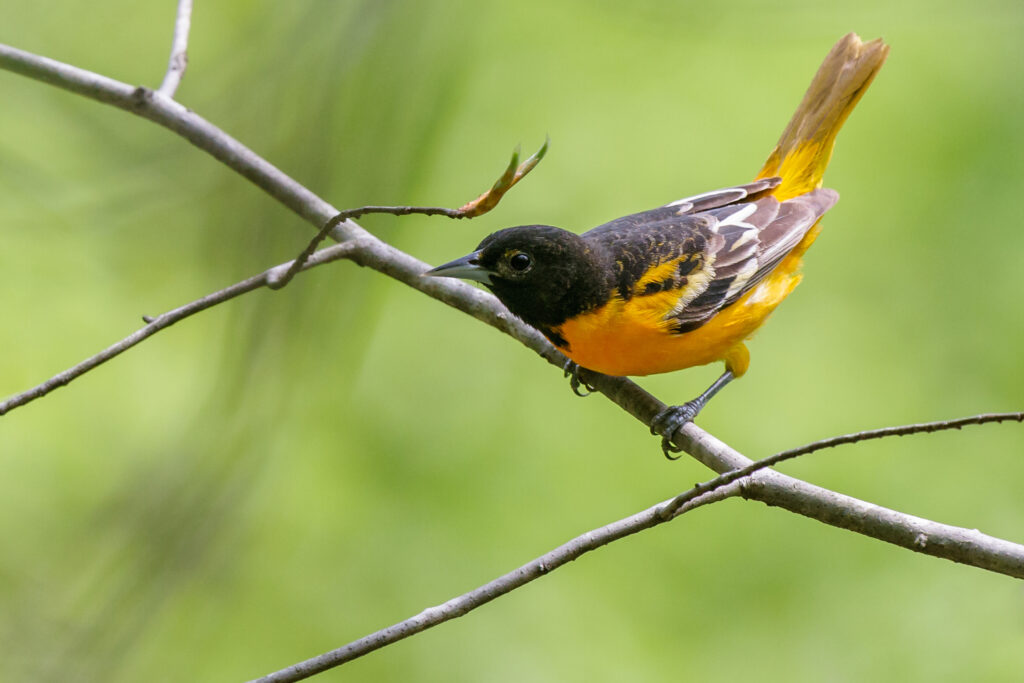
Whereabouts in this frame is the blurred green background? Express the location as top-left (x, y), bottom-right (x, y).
top-left (2, 1), bottom-right (1023, 681)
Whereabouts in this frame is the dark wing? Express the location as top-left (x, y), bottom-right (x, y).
top-left (665, 176), bottom-right (783, 215)
top-left (583, 181), bottom-right (837, 333)
top-left (582, 177), bottom-right (786, 303)
top-left (584, 177), bottom-right (783, 241)
top-left (671, 188), bottom-right (839, 332)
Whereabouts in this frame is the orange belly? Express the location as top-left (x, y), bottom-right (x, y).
top-left (555, 260), bottom-right (803, 377)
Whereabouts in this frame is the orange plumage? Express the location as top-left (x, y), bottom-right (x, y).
top-left (558, 34), bottom-right (888, 379)
top-left (429, 34), bottom-right (889, 453)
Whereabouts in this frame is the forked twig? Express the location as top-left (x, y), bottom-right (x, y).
top-left (248, 410), bottom-right (1024, 683)
top-left (247, 480), bottom-right (732, 683)
top-left (0, 242), bottom-right (363, 416)
top-left (658, 411), bottom-right (1024, 519)
top-left (2, 42), bottom-right (1024, 683)
top-left (268, 138), bottom-right (549, 290)
top-left (0, 138), bottom-right (546, 415)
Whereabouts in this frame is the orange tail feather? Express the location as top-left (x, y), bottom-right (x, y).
top-left (757, 33), bottom-right (889, 201)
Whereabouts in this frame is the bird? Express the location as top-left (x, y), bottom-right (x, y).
top-left (428, 33), bottom-right (889, 456)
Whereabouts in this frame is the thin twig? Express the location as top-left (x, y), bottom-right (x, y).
top-left (270, 139), bottom-right (548, 290)
top-left (1, 41), bottom-right (1022, 583)
top-left (157, 0), bottom-right (193, 97)
top-left (765, 412), bottom-right (1024, 461)
top-left (247, 483), bottom-right (736, 683)
top-left (658, 411), bottom-right (1024, 519)
top-left (0, 42), bottom-right (349, 231)
top-left (0, 242), bottom-right (363, 416)
top-left (0, 140), bottom-right (547, 410)
top-left (250, 405), bottom-right (1024, 683)
top-left (267, 206), bottom-right (458, 291)
top-left (5, 37), bottom-right (1024, 683)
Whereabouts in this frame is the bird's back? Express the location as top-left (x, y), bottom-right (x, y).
top-left (553, 181), bottom-right (837, 376)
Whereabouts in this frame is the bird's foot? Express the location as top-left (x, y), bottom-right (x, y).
top-left (650, 401), bottom-right (702, 459)
top-left (563, 360), bottom-right (596, 397)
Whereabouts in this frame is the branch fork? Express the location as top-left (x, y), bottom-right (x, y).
top-left (0, 25), bottom-right (1021, 683)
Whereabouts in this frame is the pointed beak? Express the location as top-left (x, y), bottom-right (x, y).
top-left (425, 250), bottom-right (494, 285)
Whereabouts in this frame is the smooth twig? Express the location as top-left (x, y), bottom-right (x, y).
top-left (270, 139), bottom-right (549, 290)
top-left (0, 139), bottom-right (547, 410)
top-left (658, 411), bottom-right (1024, 519)
top-left (157, 0), bottom-right (193, 97)
top-left (248, 482), bottom-right (735, 683)
top-left (764, 411), bottom-right (1024, 461)
top-left (0, 242), bottom-right (363, 416)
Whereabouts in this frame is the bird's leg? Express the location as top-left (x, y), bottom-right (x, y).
top-left (563, 360), bottom-right (597, 397)
top-left (651, 370), bottom-right (735, 459)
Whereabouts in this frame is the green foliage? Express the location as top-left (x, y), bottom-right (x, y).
top-left (1, 1), bottom-right (1022, 681)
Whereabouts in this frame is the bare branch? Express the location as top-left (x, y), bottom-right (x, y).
top-left (249, 407), bottom-right (1024, 683)
top-left (758, 412), bottom-right (1024, 462)
top-left (669, 421), bottom-right (1024, 576)
top-left (0, 241), bottom-right (364, 416)
top-left (658, 411), bottom-right (1024, 519)
top-left (4, 37), bottom-right (1024, 683)
top-left (2, 40), bottom-right (1022, 586)
top-left (157, 0), bottom-right (193, 97)
top-left (270, 139), bottom-right (549, 290)
top-left (0, 135), bottom-right (547, 411)
top-left (0, 42), bottom-right (349, 231)
top-left (247, 483), bottom-right (736, 683)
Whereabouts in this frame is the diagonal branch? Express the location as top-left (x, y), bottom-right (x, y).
top-left (0, 42), bottom-right (350, 232)
top-left (157, 0), bottom-right (194, 97)
top-left (270, 139), bottom-right (548, 290)
top-left (0, 141), bottom-right (548, 412)
top-left (4, 37), bottom-right (1024, 683)
top-left (249, 410), bottom-right (1024, 682)
top-left (247, 484), bottom-right (738, 683)
top-left (752, 411), bottom-right (1024, 462)
top-left (1, 40), bottom-right (1022, 583)
top-left (657, 411), bottom-right (1024, 519)
top-left (0, 241), bottom-right (365, 416)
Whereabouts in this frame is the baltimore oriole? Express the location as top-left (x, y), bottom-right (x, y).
top-left (428, 33), bottom-right (889, 455)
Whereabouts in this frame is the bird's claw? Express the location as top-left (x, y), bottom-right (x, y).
top-left (563, 360), bottom-right (596, 397)
top-left (650, 402), bottom-right (701, 459)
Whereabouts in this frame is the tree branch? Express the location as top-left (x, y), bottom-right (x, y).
top-left (249, 408), bottom-right (1024, 682)
top-left (246, 483), bottom-right (737, 683)
top-left (0, 241), bottom-right (366, 416)
top-left (670, 423), bottom-right (1024, 577)
top-left (752, 412), bottom-right (1024, 462)
top-left (1, 43), bottom-right (1022, 683)
top-left (0, 137), bottom-right (547, 413)
top-left (0, 43), bottom-right (350, 231)
top-left (2, 40), bottom-right (1022, 576)
top-left (270, 139), bottom-right (548, 290)
top-left (157, 0), bottom-right (193, 97)
top-left (658, 411), bottom-right (1024, 519)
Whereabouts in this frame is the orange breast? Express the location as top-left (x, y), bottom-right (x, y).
top-left (555, 254), bottom-right (805, 377)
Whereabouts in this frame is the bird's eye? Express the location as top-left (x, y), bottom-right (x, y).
top-left (509, 252), bottom-right (532, 272)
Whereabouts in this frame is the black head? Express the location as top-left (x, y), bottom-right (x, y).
top-left (427, 225), bottom-right (611, 334)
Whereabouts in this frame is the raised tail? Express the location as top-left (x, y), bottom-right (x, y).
top-left (757, 33), bottom-right (889, 201)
